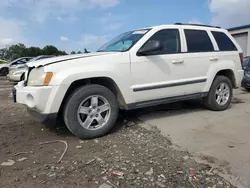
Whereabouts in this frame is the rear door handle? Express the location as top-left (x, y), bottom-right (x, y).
top-left (172, 60), bottom-right (184, 64)
top-left (210, 57), bottom-right (218, 61)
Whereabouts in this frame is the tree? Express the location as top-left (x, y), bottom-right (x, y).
top-left (6, 43), bottom-right (27, 60)
top-left (26, 47), bottom-right (42, 57)
top-left (0, 48), bottom-right (8, 60)
top-left (77, 51), bottom-right (82, 54)
top-left (84, 48), bottom-right (90, 53)
top-left (57, 50), bottom-right (67, 55)
top-left (42, 45), bottom-right (59, 55)
top-left (0, 43), bottom-right (68, 61)
top-left (71, 51), bottom-right (76, 54)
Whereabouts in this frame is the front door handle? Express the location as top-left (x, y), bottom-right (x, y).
top-left (172, 60), bottom-right (184, 64)
top-left (210, 57), bottom-right (218, 61)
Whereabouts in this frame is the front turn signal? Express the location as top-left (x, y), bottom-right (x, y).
top-left (43, 72), bottom-right (53, 86)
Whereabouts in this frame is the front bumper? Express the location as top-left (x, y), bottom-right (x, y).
top-left (26, 108), bottom-right (57, 123)
top-left (7, 73), bottom-right (22, 82)
top-left (241, 76), bottom-right (250, 89)
top-left (14, 81), bottom-right (57, 122)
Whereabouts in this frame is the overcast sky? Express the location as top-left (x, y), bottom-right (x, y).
top-left (0, 0), bottom-right (249, 52)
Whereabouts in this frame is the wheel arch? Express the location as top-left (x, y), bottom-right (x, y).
top-left (215, 69), bottom-right (236, 88)
top-left (58, 77), bottom-right (127, 114)
top-left (204, 68), bottom-right (237, 92)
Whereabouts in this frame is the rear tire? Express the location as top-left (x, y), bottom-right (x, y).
top-left (204, 76), bottom-right (233, 111)
top-left (63, 84), bottom-right (119, 139)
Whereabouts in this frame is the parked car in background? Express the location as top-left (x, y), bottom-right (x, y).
top-left (0, 59), bottom-right (9, 76)
top-left (7, 55), bottom-right (56, 82)
top-left (8, 57), bottom-right (33, 71)
top-left (241, 56), bottom-right (250, 91)
top-left (28, 55), bottom-right (55, 63)
top-left (14, 23), bottom-right (244, 139)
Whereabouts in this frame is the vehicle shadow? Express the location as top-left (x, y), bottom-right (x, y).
top-left (111, 99), bottom-right (206, 133)
top-left (45, 97), bottom-right (242, 138)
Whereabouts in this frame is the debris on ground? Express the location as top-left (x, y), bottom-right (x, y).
top-left (145, 167), bottom-right (154, 176)
top-left (13, 152), bottom-right (32, 156)
top-left (98, 183), bottom-right (112, 188)
top-left (156, 181), bottom-right (166, 188)
top-left (1, 160), bottom-right (15, 166)
top-left (111, 170), bottom-right (124, 176)
top-left (39, 140), bottom-right (68, 163)
top-left (86, 158), bottom-right (96, 165)
top-left (17, 157), bottom-right (27, 162)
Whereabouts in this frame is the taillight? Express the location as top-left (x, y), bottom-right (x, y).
top-left (239, 53), bottom-right (243, 68)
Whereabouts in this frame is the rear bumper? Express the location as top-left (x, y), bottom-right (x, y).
top-left (235, 70), bottom-right (244, 88)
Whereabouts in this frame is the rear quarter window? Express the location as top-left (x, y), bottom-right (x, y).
top-left (184, 29), bottom-right (214, 53)
top-left (211, 31), bottom-right (237, 51)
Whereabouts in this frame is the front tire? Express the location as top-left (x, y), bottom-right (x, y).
top-left (204, 76), bottom-right (233, 111)
top-left (63, 84), bottom-right (119, 139)
top-left (0, 67), bottom-right (9, 76)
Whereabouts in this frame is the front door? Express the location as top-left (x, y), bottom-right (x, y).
top-left (130, 29), bottom-right (191, 102)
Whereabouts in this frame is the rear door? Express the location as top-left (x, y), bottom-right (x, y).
top-left (178, 28), bottom-right (218, 94)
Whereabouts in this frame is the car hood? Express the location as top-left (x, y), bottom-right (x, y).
top-left (26, 52), bottom-right (116, 68)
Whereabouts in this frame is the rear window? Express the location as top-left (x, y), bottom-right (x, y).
top-left (184, 29), bottom-right (214, 53)
top-left (211, 31), bottom-right (237, 51)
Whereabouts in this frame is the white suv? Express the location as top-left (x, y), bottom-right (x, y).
top-left (14, 23), bottom-right (244, 139)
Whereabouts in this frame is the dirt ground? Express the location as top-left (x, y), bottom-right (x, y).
top-left (138, 88), bottom-right (250, 188)
top-left (0, 77), bottom-right (235, 188)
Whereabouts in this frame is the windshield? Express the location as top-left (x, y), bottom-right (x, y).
top-left (243, 57), bottom-right (250, 67)
top-left (98, 29), bottom-right (150, 52)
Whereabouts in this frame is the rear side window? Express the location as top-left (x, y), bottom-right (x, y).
top-left (184, 29), bottom-right (214, 53)
top-left (212, 31), bottom-right (237, 51)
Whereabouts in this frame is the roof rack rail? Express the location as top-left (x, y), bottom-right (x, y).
top-left (175, 23), bottom-right (221, 29)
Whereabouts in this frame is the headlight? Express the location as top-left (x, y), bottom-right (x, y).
top-left (27, 67), bottom-right (53, 86)
top-left (13, 70), bottom-right (25, 75)
top-left (16, 64), bottom-right (28, 69)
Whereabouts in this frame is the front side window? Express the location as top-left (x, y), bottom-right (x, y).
top-left (185, 29), bottom-right (214, 53)
top-left (98, 29), bottom-right (150, 52)
top-left (211, 31), bottom-right (237, 51)
top-left (139, 29), bottom-right (181, 55)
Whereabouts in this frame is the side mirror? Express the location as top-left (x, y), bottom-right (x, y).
top-left (137, 40), bottom-right (162, 56)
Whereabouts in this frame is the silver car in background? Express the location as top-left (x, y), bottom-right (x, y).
top-left (8, 57), bottom-right (33, 71)
top-left (7, 55), bottom-right (55, 82)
